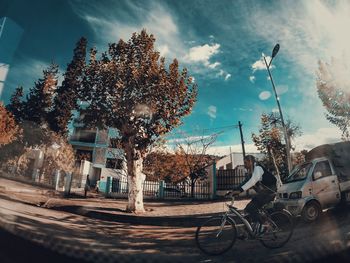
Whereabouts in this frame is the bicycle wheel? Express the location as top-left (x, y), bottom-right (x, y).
top-left (195, 216), bottom-right (237, 255)
top-left (259, 210), bottom-right (294, 249)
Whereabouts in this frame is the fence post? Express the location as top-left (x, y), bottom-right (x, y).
top-left (212, 162), bottom-right (217, 199)
top-left (54, 170), bottom-right (60, 190)
top-left (64, 172), bottom-right (72, 197)
top-left (159, 180), bottom-right (165, 199)
top-left (106, 176), bottom-right (112, 196)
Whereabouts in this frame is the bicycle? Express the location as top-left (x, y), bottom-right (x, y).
top-left (195, 191), bottom-right (294, 255)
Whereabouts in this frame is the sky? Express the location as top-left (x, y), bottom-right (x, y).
top-left (0, 0), bottom-right (349, 156)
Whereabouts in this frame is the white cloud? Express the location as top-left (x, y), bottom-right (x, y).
top-left (272, 108), bottom-right (279, 113)
top-left (293, 127), bottom-right (342, 151)
top-left (71, 1), bottom-right (231, 81)
top-left (259, 91), bottom-right (271, 100)
top-left (249, 75), bottom-right (256, 83)
top-left (250, 0), bottom-right (350, 84)
top-left (216, 69), bottom-right (231, 81)
top-left (252, 55), bottom-right (274, 72)
top-left (233, 107), bottom-right (253, 112)
top-left (71, 1), bottom-right (184, 63)
top-left (276, 85), bottom-right (289, 95)
top-left (158, 45), bottom-right (169, 57)
top-left (208, 61), bottom-right (221, 69)
top-left (207, 105), bottom-right (217, 119)
top-left (185, 43), bottom-right (220, 67)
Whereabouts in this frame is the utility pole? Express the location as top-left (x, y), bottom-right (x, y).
top-left (263, 44), bottom-right (292, 173)
top-left (238, 121), bottom-right (246, 160)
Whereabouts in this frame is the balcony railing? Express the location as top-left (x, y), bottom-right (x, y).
top-left (70, 132), bottom-right (96, 143)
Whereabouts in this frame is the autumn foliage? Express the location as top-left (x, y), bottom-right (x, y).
top-left (0, 103), bottom-right (20, 146)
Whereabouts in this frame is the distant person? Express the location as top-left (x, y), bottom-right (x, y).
top-left (84, 174), bottom-right (91, 198)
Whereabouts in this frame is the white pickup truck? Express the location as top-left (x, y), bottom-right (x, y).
top-left (275, 142), bottom-right (350, 222)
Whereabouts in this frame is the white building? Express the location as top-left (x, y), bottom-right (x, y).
top-left (216, 152), bottom-right (265, 170)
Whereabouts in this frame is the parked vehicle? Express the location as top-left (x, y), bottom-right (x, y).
top-left (275, 142), bottom-right (350, 222)
top-left (155, 187), bottom-right (188, 198)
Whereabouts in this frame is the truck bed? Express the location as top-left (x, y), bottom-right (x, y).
top-left (339, 180), bottom-right (350, 193)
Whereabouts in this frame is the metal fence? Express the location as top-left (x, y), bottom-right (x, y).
top-left (216, 168), bottom-right (247, 190)
top-left (109, 178), bottom-right (211, 200)
top-left (111, 178), bottom-right (158, 198)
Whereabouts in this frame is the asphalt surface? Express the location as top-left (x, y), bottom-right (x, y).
top-left (2, 176), bottom-right (350, 262)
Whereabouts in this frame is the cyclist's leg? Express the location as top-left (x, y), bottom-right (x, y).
top-left (244, 197), bottom-right (261, 224)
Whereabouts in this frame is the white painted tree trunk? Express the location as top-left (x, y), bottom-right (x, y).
top-left (126, 147), bottom-right (145, 213)
top-left (269, 148), bottom-right (283, 189)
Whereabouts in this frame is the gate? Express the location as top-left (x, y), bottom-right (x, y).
top-left (216, 166), bottom-right (247, 190)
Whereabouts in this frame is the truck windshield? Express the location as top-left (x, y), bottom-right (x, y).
top-left (285, 162), bottom-right (313, 183)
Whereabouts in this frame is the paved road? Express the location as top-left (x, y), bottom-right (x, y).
top-left (2, 194), bottom-right (350, 263)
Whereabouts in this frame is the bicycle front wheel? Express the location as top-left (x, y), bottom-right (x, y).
top-left (259, 210), bottom-right (294, 249)
top-left (195, 216), bottom-right (237, 255)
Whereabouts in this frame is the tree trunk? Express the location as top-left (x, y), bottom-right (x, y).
top-left (125, 146), bottom-right (145, 213)
top-left (269, 148), bottom-right (282, 189)
top-left (191, 178), bottom-right (195, 198)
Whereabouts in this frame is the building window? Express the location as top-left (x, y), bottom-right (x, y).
top-left (106, 158), bottom-right (123, 169)
top-left (71, 128), bottom-right (96, 143)
top-left (76, 150), bottom-right (93, 162)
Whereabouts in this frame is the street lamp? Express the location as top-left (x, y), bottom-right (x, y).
top-left (263, 44), bottom-right (292, 174)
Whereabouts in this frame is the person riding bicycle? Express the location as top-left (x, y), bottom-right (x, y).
top-left (231, 155), bottom-right (277, 231)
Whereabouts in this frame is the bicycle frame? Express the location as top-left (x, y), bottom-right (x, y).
top-left (224, 204), bottom-right (255, 237)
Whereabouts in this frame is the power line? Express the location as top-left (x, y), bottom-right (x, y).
top-left (169, 124), bottom-right (239, 136)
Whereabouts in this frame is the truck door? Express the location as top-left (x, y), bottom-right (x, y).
top-left (311, 160), bottom-right (341, 208)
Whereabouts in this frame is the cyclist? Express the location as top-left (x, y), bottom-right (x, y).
top-left (231, 155), bottom-right (277, 233)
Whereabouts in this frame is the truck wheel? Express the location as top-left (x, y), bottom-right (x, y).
top-left (302, 201), bottom-right (321, 223)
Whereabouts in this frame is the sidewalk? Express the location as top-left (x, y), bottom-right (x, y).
top-left (0, 176), bottom-right (250, 226)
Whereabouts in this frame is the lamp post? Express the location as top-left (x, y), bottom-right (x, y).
top-left (263, 44), bottom-right (292, 173)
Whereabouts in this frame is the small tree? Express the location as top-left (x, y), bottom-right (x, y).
top-left (39, 132), bottom-right (75, 182)
top-left (292, 150), bottom-right (308, 168)
top-left (317, 59), bottom-right (350, 140)
top-left (143, 151), bottom-right (189, 183)
top-left (252, 113), bottom-right (301, 182)
top-left (79, 30), bottom-right (197, 212)
top-left (174, 133), bottom-right (217, 197)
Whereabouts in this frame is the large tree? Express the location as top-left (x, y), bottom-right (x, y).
top-left (49, 37), bottom-right (87, 136)
top-left (252, 113), bottom-right (301, 182)
top-left (6, 86), bottom-right (25, 123)
top-left (24, 63), bottom-right (58, 126)
top-left (317, 59), bottom-right (350, 140)
top-left (79, 30), bottom-right (197, 212)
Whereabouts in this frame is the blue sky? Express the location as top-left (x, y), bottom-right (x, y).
top-left (1, 0), bottom-right (349, 155)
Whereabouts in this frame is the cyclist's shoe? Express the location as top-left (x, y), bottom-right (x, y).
top-left (252, 222), bottom-right (260, 234)
top-left (258, 225), bottom-right (267, 236)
